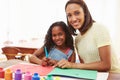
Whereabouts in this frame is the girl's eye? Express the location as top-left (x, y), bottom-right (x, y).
top-left (52, 34), bottom-right (56, 37)
top-left (58, 33), bottom-right (63, 36)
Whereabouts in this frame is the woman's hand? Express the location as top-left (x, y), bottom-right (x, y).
top-left (56, 59), bottom-right (73, 68)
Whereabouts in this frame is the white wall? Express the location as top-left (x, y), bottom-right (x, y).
top-left (0, 0), bottom-right (67, 43)
top-left (114, 0), bottom-right (120, 56)
top-left (0, 0), bottom-right (120, 57)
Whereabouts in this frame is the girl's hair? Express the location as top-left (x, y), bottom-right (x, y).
top-left (65, 0), bottom-right (95, 35)
top-left (44, 21), bottom-right (74, 52)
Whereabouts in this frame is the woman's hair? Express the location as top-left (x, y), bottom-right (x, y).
top-left (65, 0), bottom-right (95, 35)
top-left (44, 21), bottom-right (74, 52)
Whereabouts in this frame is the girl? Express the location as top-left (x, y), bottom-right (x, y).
top-left (29, 21), bottom-right (75, 66)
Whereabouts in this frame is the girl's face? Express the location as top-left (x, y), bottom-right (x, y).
top-left (66, 3), bottom-right (85, 30)
top-left (52, 26), bottom-right (66, 47)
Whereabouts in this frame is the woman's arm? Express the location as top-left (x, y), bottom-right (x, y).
top-left (57, 45), bottom-right (111, 72)
top-left (78, 55), bottom-right (84, 63)
top-left (68, 52), bottom-right (76, 62)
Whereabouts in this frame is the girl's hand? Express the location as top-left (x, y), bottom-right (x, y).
top-left (41, 57), bottom-right (50, 66)
top-left (41, 57), bottom-right (57, 66)
top-left (48, 59), bottom-right (58, 66)
top-left (56, 59), bottom-right (73, 68)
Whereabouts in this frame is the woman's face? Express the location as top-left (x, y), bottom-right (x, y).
top-left (52, 26), bottom-right (66, 47)
top-left (66, 3), bottom-right (85, 30)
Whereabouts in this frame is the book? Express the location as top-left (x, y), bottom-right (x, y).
top-left (48, 67), bottom-right (97, 80)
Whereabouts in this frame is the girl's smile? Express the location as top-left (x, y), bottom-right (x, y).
top-left (52, 26), bottom-right (66, 47)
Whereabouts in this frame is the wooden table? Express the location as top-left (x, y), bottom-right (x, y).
top-left (0, 59), bottom-right (29, 68)
top-left (1, 46), bottom-right (38, 60)
top-left (0, 59), bottom-right (120, 80)
top-left (3, 46), bottom-right (38, 54)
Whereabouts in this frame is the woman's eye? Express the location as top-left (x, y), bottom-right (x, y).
top-left (74, 11), bottom-right (80, 16)
top-left (67, 14), bottom-right (71, 18)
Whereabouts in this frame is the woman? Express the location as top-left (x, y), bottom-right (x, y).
top-left (56, 0), bottom-right (120, 73)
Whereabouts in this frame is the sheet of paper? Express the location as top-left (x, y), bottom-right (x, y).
top-left (48, 67), bottom-right (97, 80)
top-left (96, 72), bottom-right (109, 80)
top-left (8, 63), bottom-right (54, 76)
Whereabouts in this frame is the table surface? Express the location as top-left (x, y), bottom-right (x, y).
top-left (0, 59), bottom-right (120, 80)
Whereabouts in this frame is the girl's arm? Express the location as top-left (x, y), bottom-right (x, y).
top-left (29, 47), bottom-right (45, 65)
top-left (57, 45), bottom-right (111, 72)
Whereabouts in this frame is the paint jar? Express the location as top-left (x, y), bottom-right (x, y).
top-left (0, 67), bottom-right (4, 78)
top-left (15, 69), bottom-right (22, 80)
top-left (5, 69), bottom-right (12, 80)
top-left (32, 73), bottom-right (40, 80)
top-left (46, 75), bottom-right (53, 80)
top-left (24, 72), bottom-right (32, 80)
